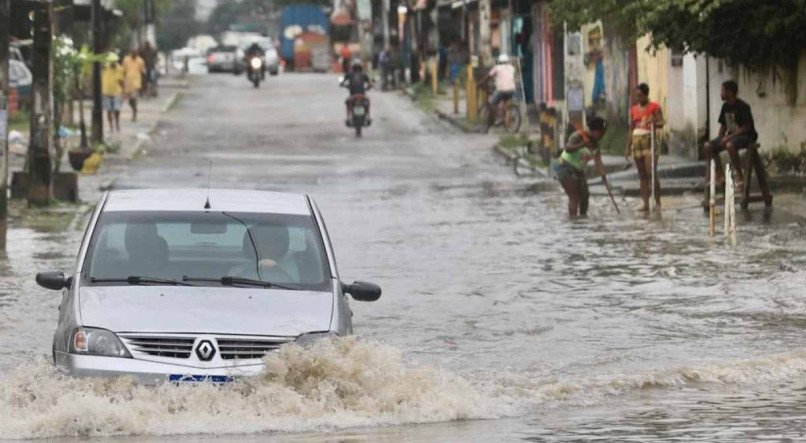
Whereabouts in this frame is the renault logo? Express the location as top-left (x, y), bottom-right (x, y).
top-left (195, 340), bottom-right (216, 361)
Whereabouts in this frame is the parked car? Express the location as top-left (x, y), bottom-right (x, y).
top-left (9, 59), bottom-right (32, 105)
top-left (37, 188), bottom-right (381, 384)
top-left (206, 45), bottom-right (239, 73)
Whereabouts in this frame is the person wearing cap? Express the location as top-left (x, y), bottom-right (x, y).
top-left (480, 54), bottom-right (517, 124)
top-left (101, 52), bottom-right (124, 132)
top-left (553, 117), bottom-right (608, 218)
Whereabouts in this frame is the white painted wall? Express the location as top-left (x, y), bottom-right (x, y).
top-left (706, 51), bottom-right (806, 153)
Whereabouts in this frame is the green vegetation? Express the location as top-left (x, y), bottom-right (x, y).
top-left (410, 82), bottom-right (436, 113)
top-left (8, 200), bottom-right (79, 233)
top-left (8, 110), bottom-right (29, 133)
top-left (499, 134), bottom-right (530, 149)
top-left (551, 0), bottom-right (806, 70)
top-left (597, 119), bottom-right (628, 156)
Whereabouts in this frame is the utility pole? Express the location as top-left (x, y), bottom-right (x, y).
top-left (478, 0), bottom-right (492, 68)
top-left (145, 0), bottom-right (156, 46)
top-left (0, 0), bottom-right (9, 248)
top-left (381, 0), bottom-right (390, 49)
top-left (90, 0), bottom-right (103, 144)
top-left (28, 1), bottom-right (54, 206)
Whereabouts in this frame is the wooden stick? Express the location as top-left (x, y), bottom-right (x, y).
top-left (709, 160), bottom-right (716, 236)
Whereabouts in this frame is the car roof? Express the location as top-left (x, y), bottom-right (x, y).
top-left (103, 188), bottom-right (312, 215)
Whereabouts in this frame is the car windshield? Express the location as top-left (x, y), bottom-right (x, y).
top-left (83, 211), bottom-right (331, 291)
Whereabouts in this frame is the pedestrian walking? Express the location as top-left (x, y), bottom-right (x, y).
top-left (626, 83), bottom-right (664, 211)
top-left (122, 48), bottom-right (145, 122)
top-left (703, 80), bottom-right (758, 193)
top-left (101, 52), bottom-right (124, 133)
top-left (553, 117), bottom-right (608, 218)
top-left (141, 42), bottom-right (158, 98)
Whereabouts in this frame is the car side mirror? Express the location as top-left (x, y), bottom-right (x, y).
top-left (36, 271), bottom-right (70, 290)
top-left (341, 281), bottom-right (381, 302)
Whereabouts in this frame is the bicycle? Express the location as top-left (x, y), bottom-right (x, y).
top-left (476, 82), bottom-right (522, 134)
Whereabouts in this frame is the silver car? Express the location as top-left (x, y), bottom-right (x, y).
top-left (36, 188), bottom-right (381, 384)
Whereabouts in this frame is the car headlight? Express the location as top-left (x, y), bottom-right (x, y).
top-left (71, 327), bottom-right (132, 358)
top-left (294, 331), bottom-right (337, 347)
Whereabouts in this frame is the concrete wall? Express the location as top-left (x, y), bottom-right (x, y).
top-left (707, 50), bottom-right (806, 154)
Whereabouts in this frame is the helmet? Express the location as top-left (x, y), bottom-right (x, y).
top-left (497, 54), bottom-right (510, 64)
top-left (351, 59), bottom-right (363, 70)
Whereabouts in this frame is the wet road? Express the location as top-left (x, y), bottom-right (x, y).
top-left (3, 73), bottom-right (806, 441)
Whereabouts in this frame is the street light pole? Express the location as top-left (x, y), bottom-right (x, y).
top-left (0, 0), bottom-right (9, 249)
top-left (90, 0), bottom-right (103, 144)
top-left (28, 1), bottom-right (54, 206)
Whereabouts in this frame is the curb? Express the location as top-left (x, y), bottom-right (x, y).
top-left (400, 88), bottom-right (478, 133)
top-left (435, 109), bottom-right (477, 133)
top-left (127, 91), bottom-right (181, 161)
top-left (492, 143), bottom-right (551, 179)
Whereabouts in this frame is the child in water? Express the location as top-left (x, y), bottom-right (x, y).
top-left (553, 117), bottom-right (608, 218)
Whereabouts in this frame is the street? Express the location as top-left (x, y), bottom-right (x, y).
top-left (3, 73), bottom-right (806, 440)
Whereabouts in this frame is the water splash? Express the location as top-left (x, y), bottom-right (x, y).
top-left (3, 338), bottom-right (806, 439)
top-left (0, 338), bottom-right (501, 439)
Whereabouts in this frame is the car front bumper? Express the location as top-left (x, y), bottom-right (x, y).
top-left (56, 351), bottom-right (264, 385)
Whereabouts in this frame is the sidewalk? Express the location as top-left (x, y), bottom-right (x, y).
top-left (7, 76), bottom-right (189, 203)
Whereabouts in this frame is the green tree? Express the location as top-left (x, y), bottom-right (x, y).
top-left (550, 0), bottom-right (806, 69)
top-left (156, 0), bottom-right (200, 50)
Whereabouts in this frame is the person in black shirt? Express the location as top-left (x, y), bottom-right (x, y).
top-left (340, 60), bottom-right (373, 124)
top-left (703, 80), bottom-right (758, 192)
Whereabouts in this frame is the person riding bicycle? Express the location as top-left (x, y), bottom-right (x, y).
top-left (340, 59), bottom-right (373, 125)
top-left (480, 54), bottom-right (516, 124)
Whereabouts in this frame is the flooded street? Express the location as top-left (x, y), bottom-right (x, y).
top-left (3, 74), bottom-right (806, 441)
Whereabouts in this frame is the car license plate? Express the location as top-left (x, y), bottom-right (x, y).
top-left (353, 106), bottom-right (365, 117)
top-left (169, 374), bottom-right (233, 384)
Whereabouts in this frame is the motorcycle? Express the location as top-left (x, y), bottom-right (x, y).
top-left (247, 56), bottom-right (263, 88)
top-left (340, 76), bottom-right (371, 137)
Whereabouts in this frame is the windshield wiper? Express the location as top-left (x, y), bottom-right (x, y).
top-left (182, 276), bottom-right (300, 290)
top-left (90, 276), bottom-right (196, 286)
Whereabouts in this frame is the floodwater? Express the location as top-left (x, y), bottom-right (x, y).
top-left (2, 74), bottom-right (806, 441)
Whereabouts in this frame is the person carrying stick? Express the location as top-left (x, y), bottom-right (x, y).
top-left (554, 117), bottom-right (609, 218)
top-left (626, 83), bottom-right (664, 211)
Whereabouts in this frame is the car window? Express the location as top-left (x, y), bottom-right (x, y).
top-left (84, 211), bottom-right (331, 291)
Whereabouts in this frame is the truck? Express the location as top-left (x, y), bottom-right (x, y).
top-left (279, 4), bottom-right (329, 70)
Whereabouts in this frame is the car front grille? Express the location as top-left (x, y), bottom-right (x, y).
top-left (119, 334), bottom-right (196, 359)
top-left (117, 334), bottom-right (295, 360)
top-left (216, 337), bottom-right (291, 360)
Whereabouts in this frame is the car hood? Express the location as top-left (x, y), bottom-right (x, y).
top-left (79, 286), bottom-right (334, 336)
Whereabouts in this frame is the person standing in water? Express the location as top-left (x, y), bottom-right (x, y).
top-left (626, 83), bottom-right (664, 211)
top-left (554, 117), bottom-right (608, 218)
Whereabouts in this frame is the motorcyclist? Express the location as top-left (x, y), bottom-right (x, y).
top-left (340, 59), bottom-right (373, 125)
top-left (244, 42), bottom-right (265, 79)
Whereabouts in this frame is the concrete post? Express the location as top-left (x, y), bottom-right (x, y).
top-left (91, 0), bottom-right (103, 144)
top-left (28, 1), bottom-right (54, 206)
top-left (478, 0), bottom-right (492, 68)
top-left (0, 0), bottom-right (9, 248)
top-left (382, 0), bottom-right (391, 49)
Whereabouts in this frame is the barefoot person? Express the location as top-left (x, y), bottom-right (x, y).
top-left (626, 83), bottom-right (664, 211)
top-left (703, 80), bottom-right (757, 192)
top-left (554, 117), bottom-right (608, 218)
